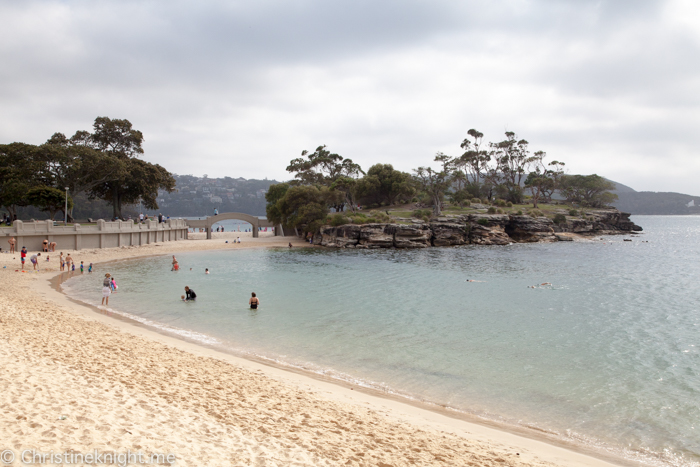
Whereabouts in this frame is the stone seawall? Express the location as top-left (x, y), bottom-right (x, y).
top-left (313, 210), bottom-right (642, 249)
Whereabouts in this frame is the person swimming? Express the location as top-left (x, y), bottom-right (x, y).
top-left (249, 292), bottom-right (259, 309)
top-left (205, 268), bottom-right (210, 274)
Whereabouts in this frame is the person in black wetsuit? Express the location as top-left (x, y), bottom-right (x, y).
top-left (184, 286), bottom-right (197, 301)
top-left (249, 292), bottom-right (259, 309)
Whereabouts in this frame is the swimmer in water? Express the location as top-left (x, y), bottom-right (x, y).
top-left (205, 268), bottom-right (209, 274)
top-left (249, 292), bottom-right (259, 309)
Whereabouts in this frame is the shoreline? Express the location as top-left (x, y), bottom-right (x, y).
top-left (2, 237), bottom-right (632, 466)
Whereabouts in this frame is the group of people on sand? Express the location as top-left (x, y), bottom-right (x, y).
top-left (41, 239), bottom-right (57, 252)
top-left (7, 238), bottom-right (94, 274)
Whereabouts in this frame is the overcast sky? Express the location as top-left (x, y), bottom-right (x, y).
top-left (1, 0), bottom-right (699, 194)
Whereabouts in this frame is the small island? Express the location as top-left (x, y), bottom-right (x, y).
top-left (266, 129), bottom-right (643, 247)
top-left (313, 205), bottom-right (641, 249)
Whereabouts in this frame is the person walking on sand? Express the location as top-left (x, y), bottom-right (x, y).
top-left (59, 252), bottom-right (65, 271)
top-left (20, 246), bottom-right (27, 270)
top-left (30, 253), bottom-right (41, 270)
top-left (102, 274), bottom-right (112, 305)
top-left (8, 237), bottom-right (16, 253)
top-left (249, 292), bottom-right (259, 309)
top-left (65, 254), bottom-right (73, 271)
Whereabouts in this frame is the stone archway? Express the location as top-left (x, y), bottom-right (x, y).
top-left (186, 213), bottom-right (281, 238)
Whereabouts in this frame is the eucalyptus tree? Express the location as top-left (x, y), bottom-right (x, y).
top-left (356, 163), bottom-right (415, 207)
top-left (489, 131), bottom-right (537, 203)
top-left (413, 152), bottom-right (454, 216)
top-left (286, 145), bottom-right (364, 212)
top-left (560, 174), bottom-right (617, 207)
top-left (459, 128), bottom-right (491, 196)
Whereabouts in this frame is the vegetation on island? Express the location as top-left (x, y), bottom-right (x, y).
top-left (266, 130), bottom-right (618, 234)
top-left (0, 117), bottom-right (175, 221)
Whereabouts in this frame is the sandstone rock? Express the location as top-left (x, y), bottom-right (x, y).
top-left (319, 225), bottom-right (338, 247)
top-left (430, 223), bottom-right (468, 246)
top-left (568, 218), bottom-right (594, 233)
top-left (469, 224), bottom-right (511, 245)
top-left (359, 224), bottom-right (395, 248)
top-left (506, 216), bottom-right (556, 243)
top-left (335, 224), bottom-right (361, 247)
top-left (319, 224), bottom-right (361, 247)
top-left (388, 224), bottom-right (431, 248)
top-left (465, 214), bottom-right (510, 226)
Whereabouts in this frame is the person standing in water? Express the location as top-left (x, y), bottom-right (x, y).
top-left (184, 286), bottom-right (196, 301)
top-left (102, 274), bottom-right (112, 305)
top-left (172, 255), bottom-right (179, 271)
top-left (249, 292), bottom-right (259, 309)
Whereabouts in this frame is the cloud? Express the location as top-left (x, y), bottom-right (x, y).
top-left (1, 0), bottom-right (698, 194)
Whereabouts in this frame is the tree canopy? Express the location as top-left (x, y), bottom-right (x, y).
top-left (0, 117), bottom-right (176, 221)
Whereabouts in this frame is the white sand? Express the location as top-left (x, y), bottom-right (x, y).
top-left (0, 237), bottom-right (627, 466)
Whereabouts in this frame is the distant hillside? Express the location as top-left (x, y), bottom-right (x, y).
top-left (607, 180), bottom-right (700, 215)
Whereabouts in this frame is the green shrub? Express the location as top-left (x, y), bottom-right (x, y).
top-left (553, 214), bottom-right (567, 224)
top-left (529, 209), bottom-right (543, 217)
top-left (496, 208), bottom-right (504, 214)
top-left (495, 199), bottom-right (507, 207)
top-left (506, 202), bottom-right (513, 207)
top-left (477, 218), bottom-right (490, 226)
top-left (328, 213), bottom-right (350, 226)
top-left (516, 210), bottom-right (523, 215)
top-left (569, 209), bottom-right (578, 216)
top-left (368, 211), bottom-right (391, 223)
top-left (487, 207), bottom-right (497, 214)
top-left (471, 198), bottom-right (481, 204)
top-left (412, 209), bottom-right (432, 220)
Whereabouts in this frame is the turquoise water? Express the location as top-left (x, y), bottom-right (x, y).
top-left (62, 216), bottom-right (700, 466)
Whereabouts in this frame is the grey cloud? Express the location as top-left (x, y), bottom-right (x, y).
top-left (0, 0), bottom-right (698, 195)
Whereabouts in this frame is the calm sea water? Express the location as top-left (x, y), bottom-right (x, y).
top-left (62, 216), bottom-right (700, 467)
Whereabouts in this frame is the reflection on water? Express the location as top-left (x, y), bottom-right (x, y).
top-left (62, 216), bottom-right (700, 467)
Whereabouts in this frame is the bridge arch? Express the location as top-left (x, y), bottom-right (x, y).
top-left (185, 212), bottom-right (280, 238)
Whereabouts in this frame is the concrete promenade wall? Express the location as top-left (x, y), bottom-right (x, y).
top-left (0, 219), bottom-right (189, 252)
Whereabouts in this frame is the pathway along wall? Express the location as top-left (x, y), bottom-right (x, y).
top-left (313, 211), bottom-right (642, 249)
top-left (0, 219), bottom-right (189, 251)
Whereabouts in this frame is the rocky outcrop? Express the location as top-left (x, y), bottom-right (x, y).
top-left (505, 216), bottom-right (557, 243)
top-left (389, 224), bottom-right (432, 248)
top-left (314, 209), bottom-right (642, 249)
top-left (430, 223), bottom-right (468, 246)
top-left (359, 224), bottom-right (394, 249)
top-left (464, 214), bottom-right (511, 245)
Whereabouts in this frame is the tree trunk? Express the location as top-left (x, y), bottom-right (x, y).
top-left (112, 186), bottom-right (122, 219)
top-left (432, 194), bottom-right (441, 216)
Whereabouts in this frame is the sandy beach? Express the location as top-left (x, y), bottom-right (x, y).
top-left (0, 236), bottom-right (625, 466)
